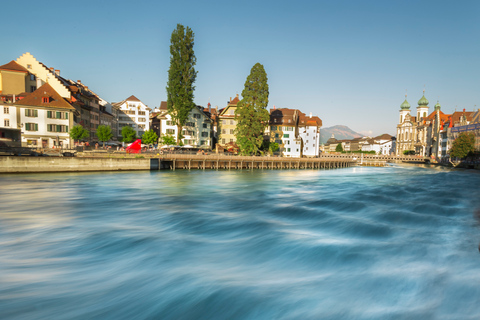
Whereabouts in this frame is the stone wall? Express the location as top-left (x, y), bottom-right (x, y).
top-left (0, 156), bottom-right (157, 173)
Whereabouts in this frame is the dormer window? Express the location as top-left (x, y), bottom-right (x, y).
top-left (42, 97), bottom-right (49, 103)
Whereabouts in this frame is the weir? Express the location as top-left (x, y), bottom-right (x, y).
top-left (157, 154), bottom-right (356, 170)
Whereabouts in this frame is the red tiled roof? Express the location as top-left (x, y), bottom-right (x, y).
top-left (16, 83), bottom-right (75, 110)
top-left (0, 60), bottom-right (29, 73)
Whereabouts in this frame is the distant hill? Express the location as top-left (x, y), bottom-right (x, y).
top-left (320, 125), bottom-right (362, 144)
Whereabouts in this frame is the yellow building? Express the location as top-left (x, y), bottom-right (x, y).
top-left (0, 60), bottom-right (34, 95)
top-left (218, 94), bottom-right (240, 145)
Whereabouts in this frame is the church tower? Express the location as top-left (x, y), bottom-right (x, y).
top-left (416, 89), bottom-right (429, 120)
top-left (399, 94), bottom-right (411, 124)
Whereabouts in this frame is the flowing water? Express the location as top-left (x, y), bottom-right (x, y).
top-left (1, 165), bottom-right (480, 320)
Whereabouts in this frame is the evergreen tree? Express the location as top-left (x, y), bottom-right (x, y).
top-left (449, 132), bottom-right (475, 159)
top-left (96, 125), bottom-right (113, 147)
top-left (335, 143), bottom-right (344, 152)
top-left (121, 126), bottom-right (137, 143)
top-left (142, 130), bottom-right (159, 146)
top-left (69, 125), bottom-right (89, 144)
top-left (234, 63), bottom-right (269, 155)
top-left (166, 24), bottom-right (197, 142)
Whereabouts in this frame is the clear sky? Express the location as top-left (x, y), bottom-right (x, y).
top-left (3, 0), bottom-right (479, 136)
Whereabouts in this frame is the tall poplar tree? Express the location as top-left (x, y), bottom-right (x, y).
top-left (166, 24), bottom-right (197, 142)
top-left (234, 63), bottom-right (270, 155)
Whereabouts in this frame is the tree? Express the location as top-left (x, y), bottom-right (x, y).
top-left (166, 24), bottom-right (197, 143)
top-left (142, 130), bottom-right (158, 146)
top-left (449, 132), bottom-right (475, 159)
top-left (96, 125), bottom-right (113, 147)
top-left (335, 143), bottom-right (344, 152)
top-left (234, 63), bottom-right (270, 155)
top-left (69, 125), bottom-right (89, 144)
top-left (121, 126), bottom-right (137, 144)
top-left (160, 134), bottom-right (176, 146)
top-left (269, 142), bottom-right (279, 154)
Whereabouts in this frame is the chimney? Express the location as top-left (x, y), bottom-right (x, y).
top-left (49, 67), bottom-right (54, 72)
top-left (208, 102), bottom-right (211, 113)
top-left (230, 97), bottom-right (232, 102)
top-left (77, 80), bottom-right (81, 83)
top-left (55, 69), bottom-right (60, 76)
top-left (273, 105), bottom-right (276, 109)
top-left (309, 112), bottom-right (312, 118)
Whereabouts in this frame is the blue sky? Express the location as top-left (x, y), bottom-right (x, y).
top-left (3, 0), bottom-right (479, 136)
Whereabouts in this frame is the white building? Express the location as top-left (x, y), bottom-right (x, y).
top-left (113, 95), bottom-right (150, 138)
top-left (1, 83), bottom-right (75, 148)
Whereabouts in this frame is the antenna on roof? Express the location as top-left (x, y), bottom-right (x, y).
top-left (405, 89), bottom-right (407, 98)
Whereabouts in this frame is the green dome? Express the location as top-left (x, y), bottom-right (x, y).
top-left (434, 101), bottom-right (441, 111)
top-left (400, 99), bottom-right (411, 110)
top-left (418, 95), bottom-right (429, 106)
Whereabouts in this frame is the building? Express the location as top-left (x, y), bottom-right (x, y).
top-left (218, 95), bottom-right (240, 145)
top-left (151, 103), bottom-right (213, 147)
top-left (0, 83), bottom-right (75, 148)
top-left (267, 108), bottom-right (322, 157)
top-left (113, 95), bottom-right (150, 138)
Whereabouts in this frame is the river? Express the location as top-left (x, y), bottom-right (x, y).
top-left (0, 165), bottom-right (479, 319)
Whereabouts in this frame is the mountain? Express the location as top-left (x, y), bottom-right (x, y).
top-left (320, 125), bottom-right (362, 144)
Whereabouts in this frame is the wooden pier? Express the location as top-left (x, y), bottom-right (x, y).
top-left (158, 154), bottom-right (356, 170)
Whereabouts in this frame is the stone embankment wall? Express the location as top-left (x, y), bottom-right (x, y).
top-left (0, 156), bottom-right (156, 173)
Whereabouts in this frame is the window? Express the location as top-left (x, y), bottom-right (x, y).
top-left (271, 126), bottom-right (277, 131)
top-left (186, 122), bottom-right (195, 127)
top-left (222, 129), bottom-right (226, 134)
top-left (4, 119), bottom-right (9, 127)
top-left (166, 121), bottom-right (173, 126)
top-left (222, 139), bottom-right (225, 144)
top-left (283, 134), bottom-right (289, 138)
top-left (138, 111), bottom-right (146, 115)
top-left (201, 132), bottom-right (208, 137)
top-left (30, 74), bottom-right (36, 81)
top-left (275, 133), bottom-right (279, 138)
top-left (230, 139), bottom-right (233, 142)
top-left (229, 129), bottom-right (234, 134)
top-left (193, 114), bottom-right (201, 119)
top-left (25, 123), bottom-right (38, 131)
top-left (222, 120), bottom-right (227, 125)
top-left (287, 148), bottom-right (291, 152)
top-left (30, 86), bottom-right (36, 92)
top-left (25, 109), bottom-right (38, 117)
top-left (203, 123), bottom-right (208, 128)
top-left (27, 64), bottom-right (32, 69)
top-left (138, 118), bottom-right (146, 122)
top-left (125, 110), bottom-right (136, 115)
top-left (230, 120), bottom-right (234, 125)
top-left (307, 133), bottom-right (309, 136)
top-left (166, 129), bottom-right (175, 134)
top-left (47, 111), bottom-right (68, 119)
top-left (42, 97), bottom-right (49, 103)
top-left (4, 107), bottom-right (9, 114)
top-left (230, 110), bottom-right (234, 115)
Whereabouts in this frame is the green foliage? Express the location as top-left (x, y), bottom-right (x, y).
top-left (234, 63), bottom-right (269, 155)
top-left (160, 134), bottom-right (176, 145)
top-left (69, 125), bottom-right (89, 142)
top-left (269, 142), bottom-right (279, 154)
top-left (96, 125), bottom-right (113, 146)
top-left (135, 155), bottom-right (145, 159)
top-left (142, 130), bottom-right (158, 145)
top-left (449, 132), bottom-right (475, 159)
top-left (121, 126), bottom-right (137, 143)
top-left (166, 24), bottom-right (197, 141)
top-left (335, 143), bottom-right (344, 152)
top-left (403, 150), bottom-right (415, 155)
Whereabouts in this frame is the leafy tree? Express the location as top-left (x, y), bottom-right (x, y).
top-left (166, 24), bottom-right (197, 142)
top-left (160, 134), bottom-right (176, 145)
top-left (449, 132), bottom-right (475, 159)
top-left (403, 150), bottom-right (415, 155)
top-left (69, 125), bottom-right (89, 144)
top-left (335, 143), bottom-right (344, 152)
top-left (234, 63), bottom-right (270, 155)
top-left (121, 126), bottom-right (137, 143)
top-left (142, 130), bottom-right (158, 146)
top-left (96, 125), bottom-right (113, 147)
top-left (269, 142), bottom-right (279, 154)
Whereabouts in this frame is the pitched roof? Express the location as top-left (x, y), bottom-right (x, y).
top-left (160, 101), bottom-right (167, 110)
top-left (374, 133), bottom-right (393, 140)
top-left (229, 94), bottom-right (240, 105)
top-left (0, 60), bottom-right (29, 73)
top-left (451, 111), bottom-right (474, 123)
top-left (126, 95), bottom-right (141, 102)
top-left (16, 83), bottom-right (75, 110)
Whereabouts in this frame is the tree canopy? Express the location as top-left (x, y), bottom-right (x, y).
top-left (69, 125), bottom-right (89, 143)
top-left (121, 126), bottom-right (137, 144)
top-left (234, 63), bottom-right (270, 155)
top-left (160, 134), bottom-right (176, 146)
top-left (336, 143), bottom-right (344, 152)
top-left (142, 130), bottom-right (158, 146)
top-left (449, 132), bottom-right (475, 159)
top-left (96, 125), bottom-right (113, 146)
top-left (166, 24), bottom-right (197, 142)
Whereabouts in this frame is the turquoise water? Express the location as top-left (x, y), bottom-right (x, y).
top-left (1, 165), bottom-right (480, 319)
